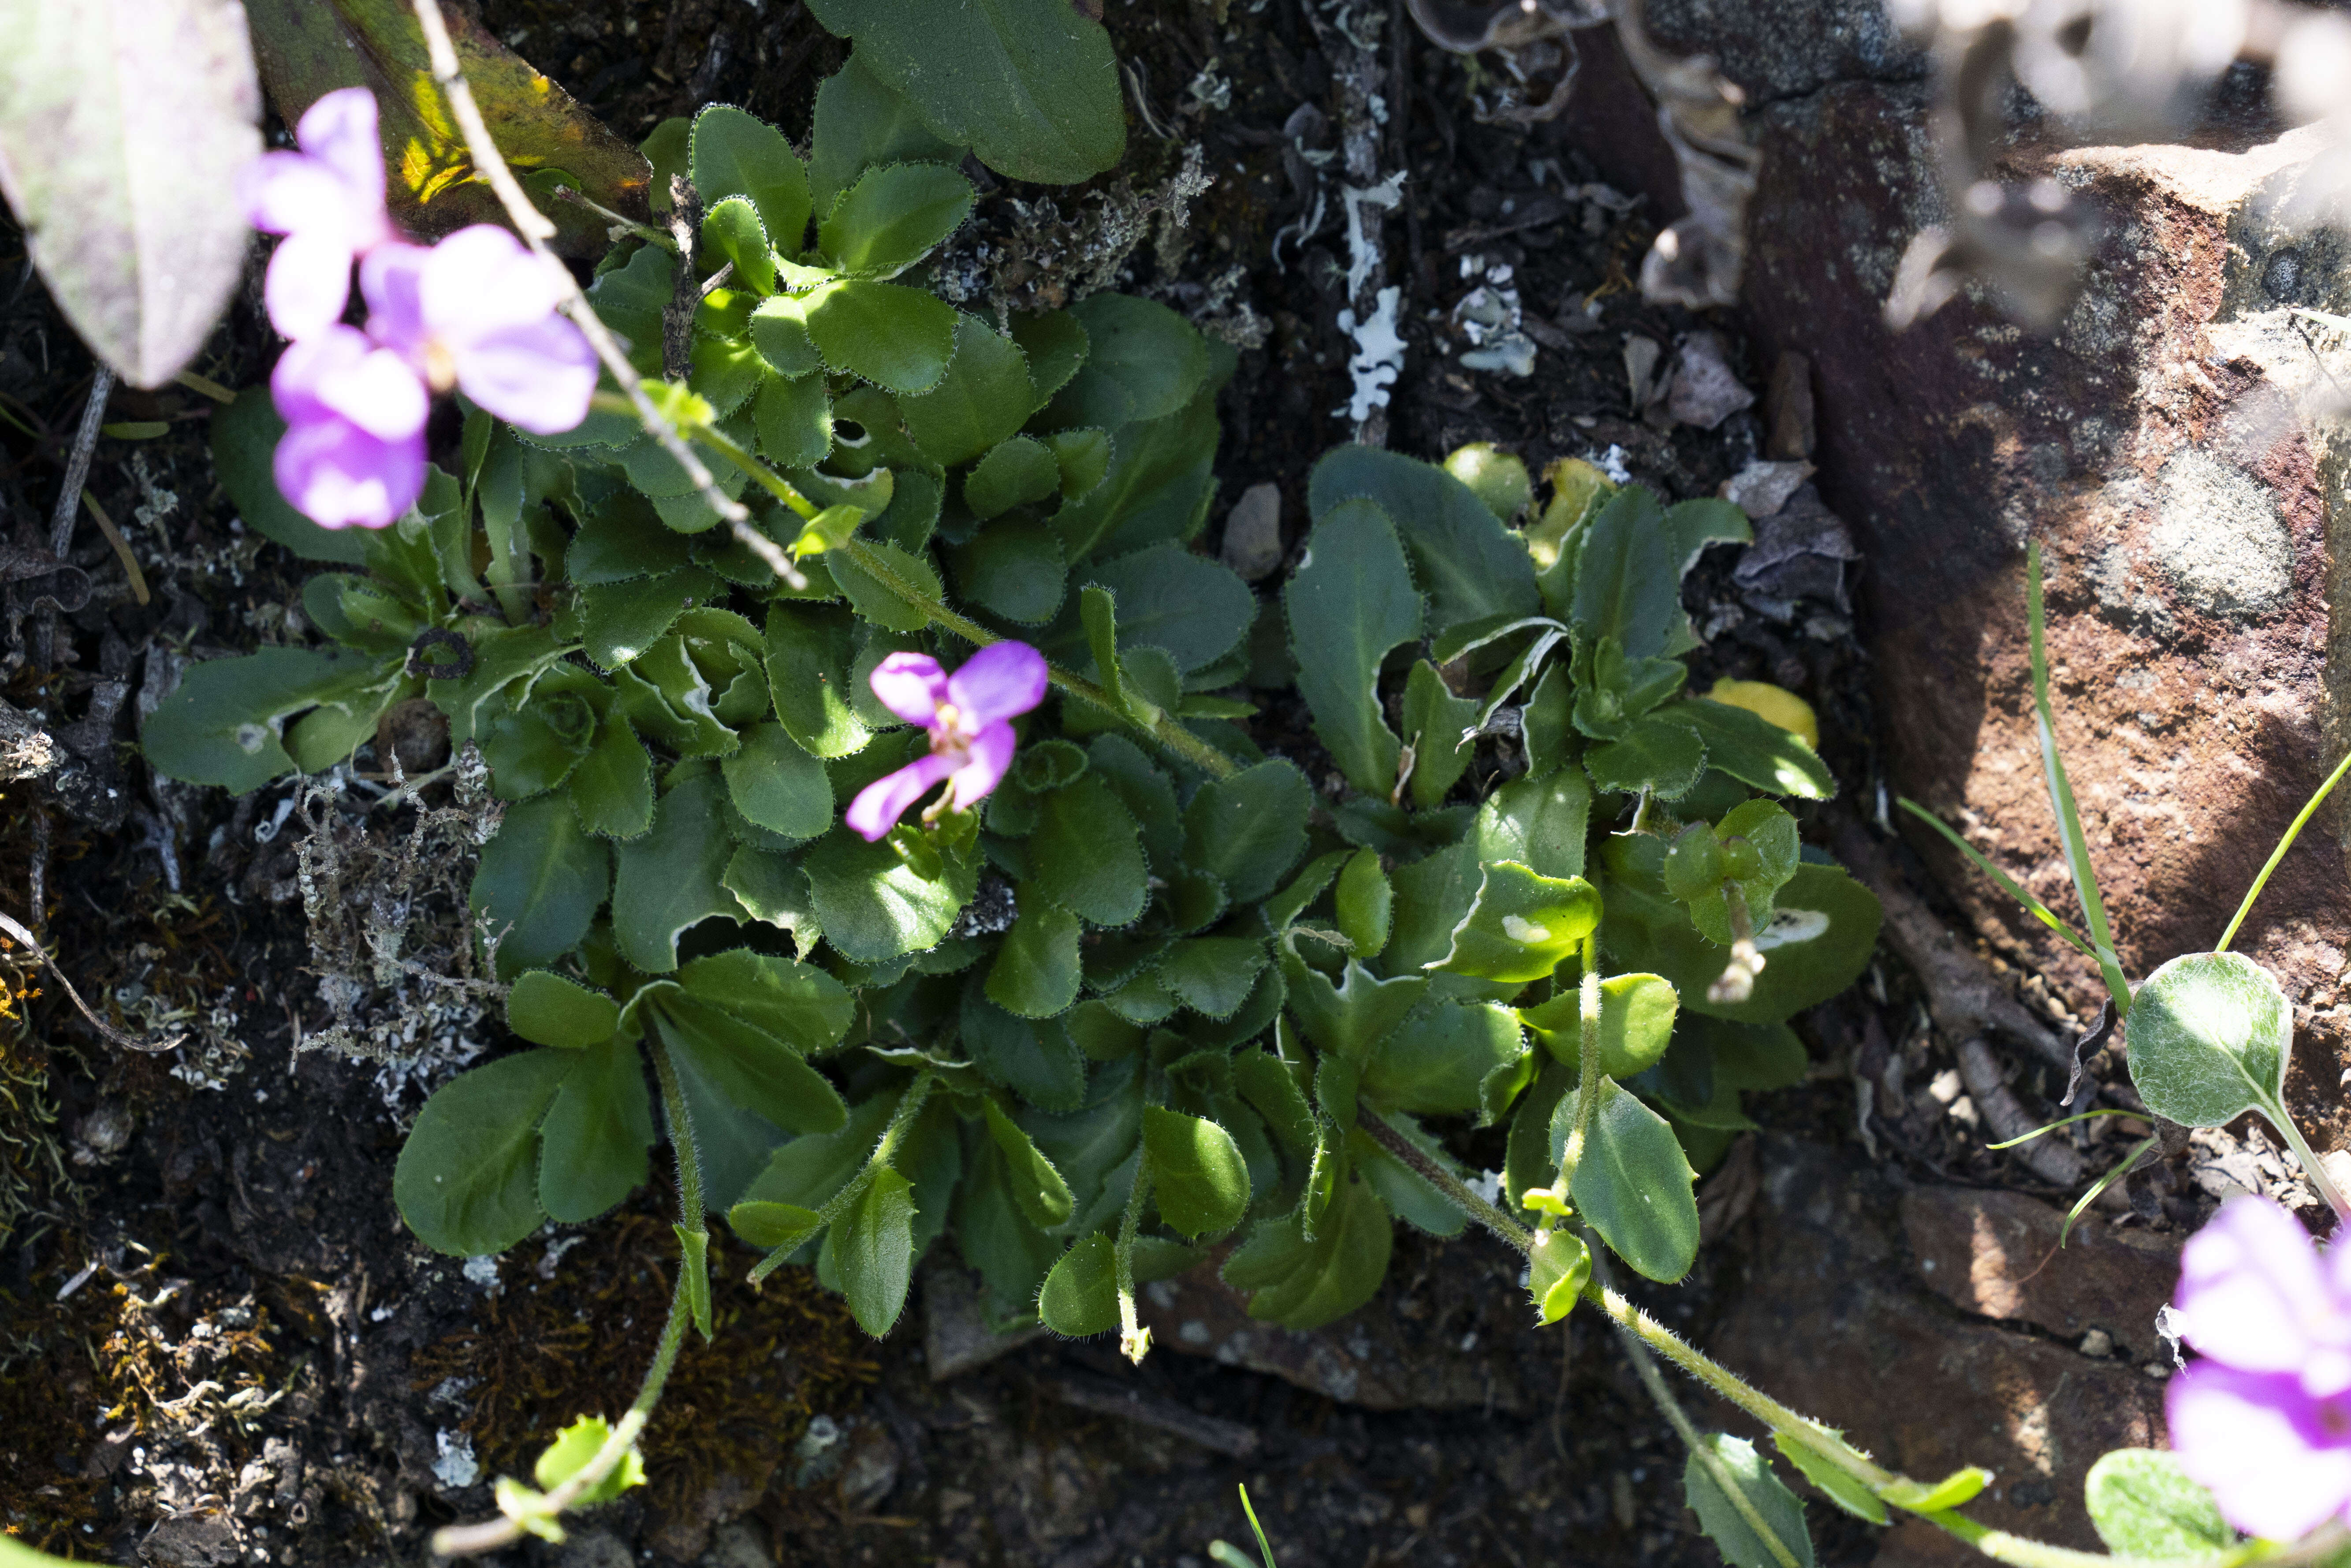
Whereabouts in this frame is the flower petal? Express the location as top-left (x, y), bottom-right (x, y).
top-left (420, 225), bottom-right (563, 343)
top-left (946, 721), bottom-right (1017, 812)
top-left (2168, 1363), bottom-right (2351, 1541)
top-left (946, 641), bottom-right (1048, 726)
top-left (2175, 1196), bottom-right (2334, 1376)
top-left (295, 88), bottom-right (386, 221)
top-left (846, 752), bottom-right (957, 842)
top-left (263, 229), bottom-right (358, 342)
top-left (238, 151), bottom-right (343, 237)
top-left (455, 316), bottom-right (597, 434)
top-left (272, 414), bottom-right (425, 530)
top-left (868, 653), bottom-right (950, 727)
top-left (274, 326), bottom-right (428, 442)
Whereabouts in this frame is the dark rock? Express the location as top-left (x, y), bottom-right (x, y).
top-left (1899, 1186), bottom-right (2181, 1357)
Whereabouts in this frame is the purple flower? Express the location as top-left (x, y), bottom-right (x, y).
top-left (846, 643), bottom-right (1049, 842)
top-left (2167, 1196), bottom-right (2351, 1540)
top-left (238, 88), bottom-right (395, 341)
top-left (270, 325), bottom-right (427, 529)
top-left (361, 226), bottom-right (596, 435)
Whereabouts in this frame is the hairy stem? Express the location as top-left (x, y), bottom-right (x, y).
top-left (1356, 1104), bottom-right (1534, 1252)
top-left (831, 536), bottom-right (1239, 779)
top-left (747, 1070), bottom-right (937, 1285)
top-left (406, 0), bottom-right (806, 591)
top-left (1116, 1147), bottom-right (1155, 1364)
top-left (1558, 935), bottom-right (1605, 1194)
top-left (650, 1033), bottom-right (706, 1236)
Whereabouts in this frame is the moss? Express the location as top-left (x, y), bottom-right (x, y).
top-left (411, 1211), bottom-right (877, 1520)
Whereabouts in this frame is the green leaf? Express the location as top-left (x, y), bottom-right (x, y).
top-left (722, 722), bottom-right (833, 841)
top-left (982, 1099), bottom-right (1074, 1229)
top-left (749, 293), bottom-right (825, 378)
top-left (676, 947), bottom-right (855, 1052)
top-left (508, 971), bottom-right (621, 1048)
top-left (690, 103), bottom-right (811, 257)
top-left (1159, 938), bottom-right (1268, 1020)
top-left (650, 991), bottom-right (848, 1134)
top-left (1401, 660), bottom-right (1479, 809)
top-left (1584, 716), bottom-right (1706, 799)
top-left (2083, 1450), bottom-right (2235, 1559)
top-left (1048, 294), bottom-right (1209, 426)
top-left (1672, 699), bottom-right (1834, 801)
top-left (1039, 1233), bottom-right (1121, 1334)
top-left (1308, 446), bottom-right (1539, 638)
top-left (898, 314), bottom-right (1035, 466)
top-left (1520, 973), bottom-right (1678, 1078)
top-left (1363, 1000), bottom-right (1523, 1116)
top-left (473, 793), bottom-right (611, 977)
top-left (538, 1035), bottom-right (656, 1223)
top-left (1048, 392), bottom-right (1219, 564)
top-left (701, 195), bottom-right (776, 294)
top-left (1284, 497), bottom-right (1420, 796)
top-left (1182, 761), bottom-right (1311, 905)
top-left (1571, 485), bottom-right (1680, 660)
top-left (802, 824), bottom-right (976, 962)
top-left (531, 1415), bottom-right (646, 1507)
top-left (1879, 1468), bottom-right (1992, 1513)
top-left (1528, 1229), bottom-right (1591, 1324)
top-left (965, 434), bottom-right (1062, 520)
top-left (827, 539), bottom-right (941, 634)
top-left (803, 0), bottom-right (1123, 184)
top-left (1143, 1106), bottom-right (1249, 1238)
top-left (987, 891), bottom-right (1083, 1018)
top-left (212, 391), bottom-right (369, 562)
top-left (1602, 857), bottom-right (1883, 1026)
top-left (1684, 1434), bottom-right (1815, 1568)
top-left (0, 0), bottom-right (258, 387)
top-left (809, 49), bottom-right (965, 206)
top-left (2124, 951), bottom-right (2291, 1128)
top-left (1222, 1176), bottom-right (1392, 1330)
top-left (950, 518), bottom-right (1066, 626)
top-left (1046, 427), bottom-right (1113, 499)
top-left (610, 768), bottom-right (738, 972)
top-left (1335, 850), bottom-right (1393, 961)
top-left (765, 604), bottom-right (875, 759)
top-left (1011, 308), bottom-right (1090, 406)
top-left (1684, 799), bottom-right (1802, 946)
top-left (1285, 958), bottom-right (1427, 1065)
top-left (820, 160), bottom-right (973, 277)
top-left (393, 1050), bottom-right (571, 1255)
top-left (1772, 1435), bottom-right (1887, 1525)
top-left (794, 277), bottom-right (958, 394)
top-left (142, 648), bottom-right (387, 792)
top-left (570, 716), bottom-right (656, 839)
top-left (1430, 862), bottom-right (1602, 984)
top-left (1476, 764), bottom-right (1594, 883)
top-left (833, 1164), bottom-right (916, 1336)
top-left (302, 571), bottom-right (427, 655)
top-left (1068, 544), bottom-right (1256, 674)
top-left (1550, 1078), bottom-right (1699, 1282)
top-left (1030, 775), bottom-right (1148, 926)
top-left (750, 371), bottom-right (834, 468)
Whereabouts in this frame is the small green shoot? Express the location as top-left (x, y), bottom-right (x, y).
top-left (1207, 1484), bottom-right (1281, 1568)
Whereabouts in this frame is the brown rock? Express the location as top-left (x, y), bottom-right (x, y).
top-left (1559, 3), bottom-right (2351, 1147)
top-left (1899, 1187), bottom-right (2180, 1357)
top-left (1705, 1140), bottom-right (2167, 1564)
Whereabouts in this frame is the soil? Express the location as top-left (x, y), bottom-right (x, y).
top-left (0, 4), bottom-right (2299, 1567)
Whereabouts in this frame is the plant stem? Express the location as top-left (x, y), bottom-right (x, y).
top-left (1611, 1266), bottom-right (1806, 1568)
top-left (747, 1070), bottom-right (937, 1284)
top-left (2265, 1102), bottom-right (2351, 1225)
top-left (1116, 1146), bottom-right (1155, 1364)
top-left (693, 420), bottom-right (821, 521)
top-left (1356, 1105), bottom-right (1535, 1251)
top-left (2217, 746), bottom-right (2351, 953)
top-left (1558, 935), bottom-right (1605, 1193)
top-left (406, 0), bottom-right (807, 592)
top-left (831, 536), bottom-right (1239, 780)
top-left (650, 1033), bottom-right (706, 1236)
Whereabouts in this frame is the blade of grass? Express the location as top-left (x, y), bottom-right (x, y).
top-left (2025, 543), bottom-right (2132, 1014)
top-left (2059, 1134), bottom-right (2156, 1246)
top-left (1985, 1108), bottom-right (2134, 1150)
top-left (2215, 746), bottom-right (2351, 953)
top-left (1896, 799), bottom-right (2096, 959)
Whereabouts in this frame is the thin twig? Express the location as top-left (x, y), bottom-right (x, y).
top-left (37, 365), bottom-right (113, 668)
top-left (405, 0), bottom-right (805, 591)
top-left (81, 490), bottom-right (149, 606)
top-left (0, 908), bottom-right (183, 1054)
